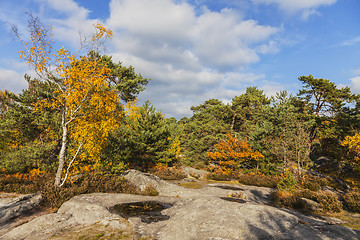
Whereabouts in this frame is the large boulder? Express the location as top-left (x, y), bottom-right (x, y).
top-left (181, 166), bottom-right (209, 179)
top-left (0, 193), bottom-right (42, 225)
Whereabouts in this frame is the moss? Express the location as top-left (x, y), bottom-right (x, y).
top-left (49, 223), bottom-right (153, 240)
top-left (178, 181), bottom-right (205, 189)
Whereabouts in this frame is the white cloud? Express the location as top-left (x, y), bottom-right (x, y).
top-left (301, 8), bottom-right (321, 20)
top-left (350, 76), bottom-right (360, 93)
top-left (0, 68), bottom-right (27, 93)
top-left (105, 0), bottom-right (281, 117)
top-left (108, 0), bottom-right (195, 43)
top-left (260, 80), bottom-right (284, 96)
top-left (108, 0), bottom-right (279, 70)
top-left (0, 0), bottom-right (284, 118)
top-left (223, 72), bottom-right (265, 89)
top-left (341, 36), bottom-right (360, 46)
top-left (252, 0), bottom-right (337, 12)
top-left (193, 10), bottom-right (279, 68)
top-left (256, 40), bottom-right (280, 54)
top-left (33, 0), bottom-right (100, 49)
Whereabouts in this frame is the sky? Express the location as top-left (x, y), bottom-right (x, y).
top-left (0, 0), bottom-right (359, 118)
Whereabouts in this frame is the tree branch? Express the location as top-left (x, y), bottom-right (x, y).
top-left (59, 142), bottom-right (84, 187)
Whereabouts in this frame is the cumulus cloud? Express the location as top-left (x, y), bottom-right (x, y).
top-left (106, 0), bottom-right (281, 117)
top-left (252, 0), bottom-right (337, 12)
top-left (0, 68), bottom-right (27, 93)
top-left (107, 0), bottom-right (279, 70)
top-left (350, 76), bottom-right (360, 93)
top-left (0, 0), bottom-right (284, 118)
top-left (34, 0), bottom-right (99, 48)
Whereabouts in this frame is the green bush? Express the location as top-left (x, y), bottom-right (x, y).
top-left (140, 185), bottom-right (159, 196)
top-left (272, 189), bottom-right (342, 213)
top-left (277, 174), bottom-right (297, 191)
top-left (0, 171), bottom-right (139, 209)
top-left (343, 190), bottom-right (360, 213)
top-left (150, 166), bottom-right (186, 180)
top-left (0, 142), bottom-right (57, 174)
top-left (41, 173), bottom-right (139, 209)
top-left (0, 171), bottom-right (48, 193)
top-left (301, 179), bottom-right (321, 191)
top-left (206, 172), bottom-right (233, 181)
top-left (272, 190), bottom-right (298, 207)
top-left (299, 189), bottom-right (342, 213)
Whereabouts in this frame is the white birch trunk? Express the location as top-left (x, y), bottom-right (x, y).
top-left (55, 109), bottom-right (68, 186)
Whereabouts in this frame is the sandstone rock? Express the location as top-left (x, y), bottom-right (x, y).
top-left (181, 166), bottom-right (209, 179)
top-left (2, 171), bottom-right (360, 240)
top-left (298, 197), bottom-right (323, 212)
top-left (0, 193), bottom-right (42, 225)
top-left (122, 169), bottom-right (197, 197)
top-left (122, 169), bottom-right (164, 192)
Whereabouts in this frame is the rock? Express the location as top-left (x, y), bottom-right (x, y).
top-left (3, 191), bottom-right (360, 240)
top-left (0, 193), bottom-right (42, 225)
top-left (2, 171), bottom-right (360, 240)
top-left (321, 216), bottom-right (347, 225)
top-left (122, 169), bottom-right (164, 192)
top-left (181, 166), bottom-right (209, 179)
top-left (122, 169), bottom-right (197, 197)
top-left (298, 197), bottom-right (323, 212)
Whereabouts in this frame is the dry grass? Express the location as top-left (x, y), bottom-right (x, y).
top-left (178, 181), bottom-right (205, 189)
top-left (49, 223), bottom-right (153, 240)
top-left (327, 211), bottom-right (360, 231)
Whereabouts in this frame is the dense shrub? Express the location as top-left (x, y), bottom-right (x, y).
top-left (272, 189), bottom-right (342, 213)
top-left (300, 189), bottom-right (342, 213)
top-left (150, 164), bottom-right (186, 180)
top-left (272, 190), bottom-right (298, 207)
top-left (206, 172), bottom-right (234, 181)
top-left (0, 169), bottom-right (48, 193)
top-left (140, 185), bottom-right (159, 196)
top-left (343, 190), bottom-right (360, 213)
top-left (300, 178), bottom-right (321, 191)
top-left (0, 142), bottom-right (57, 174)
top-left (41, 173), bottom-right (139, 209)
top-left (277, 173), bottom-right (297, 191)
top-left (0, 170), bottom-right (139, 209)
top-left (299, 174), bottom-right (331, 191)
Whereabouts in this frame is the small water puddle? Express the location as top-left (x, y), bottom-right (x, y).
top-left (212, 185), bottom-right (244, 191)
top-left (220, 197), bottom-right (246, 203)
top-left (110, 201), bottom-right (172, 223)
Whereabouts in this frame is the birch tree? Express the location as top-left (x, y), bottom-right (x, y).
top-left (14, 15), bottom-right (124, 186)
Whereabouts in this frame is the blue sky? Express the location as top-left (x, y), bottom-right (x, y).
top-left (0, 0), bottom-right (359, 118)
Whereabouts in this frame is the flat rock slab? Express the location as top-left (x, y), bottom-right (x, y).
top-left (122, 169), bottom-right (273, 203)
top-left (2, 192), bottom-right (359, 240)
top-left (1, 171), bottom-right (359, 239)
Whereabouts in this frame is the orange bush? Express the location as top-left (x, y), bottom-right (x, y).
top-left (207, 133), bottom-right (264, 175)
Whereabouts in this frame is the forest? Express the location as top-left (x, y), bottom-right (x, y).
top-left (1, 16), bottom-right (360, 216)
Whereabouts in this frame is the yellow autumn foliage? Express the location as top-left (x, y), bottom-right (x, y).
top-left (17, 19), bottom-right (122, 184)
top-left (341, 133), bottom-right (360, 162)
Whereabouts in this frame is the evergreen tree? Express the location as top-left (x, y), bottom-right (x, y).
top-left (231, 87), bottom-right (270, 136)
top-left (181, 99), bottom-right (232, 167)
top-left (0, 76), bottom-right (60, 173)
top-left (101, 101), bottom-right (180, 172)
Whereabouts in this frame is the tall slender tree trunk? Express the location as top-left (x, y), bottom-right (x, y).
top-left (55, 109), bottom-right (68, 186)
